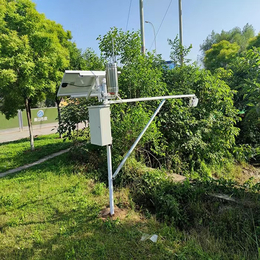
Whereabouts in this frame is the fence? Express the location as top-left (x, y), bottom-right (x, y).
top-left (0, 107), bottom-right (58, 131)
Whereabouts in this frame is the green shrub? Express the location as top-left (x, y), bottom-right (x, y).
top-left (233, 144), bottom-right (257, 162)
top-left (161, 65), bottom-right (239, 172)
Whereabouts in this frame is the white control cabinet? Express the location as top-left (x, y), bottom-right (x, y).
top-left (88, 105), bottom-right (112, 146)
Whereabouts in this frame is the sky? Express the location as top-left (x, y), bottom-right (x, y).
top-left (32, 0), bottom-right (260, 63)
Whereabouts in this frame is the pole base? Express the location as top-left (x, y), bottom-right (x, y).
top-left (99, 207), bottom-right (129, 220)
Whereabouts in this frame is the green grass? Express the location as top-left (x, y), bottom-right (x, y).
top-left (0, 154), bottom-right (214, 260)
top-left (0, 134), bottom-right (72, 172)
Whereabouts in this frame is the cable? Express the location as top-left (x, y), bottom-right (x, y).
top-left (126, 0), bottom-right (133, 31)
top-left (149, 0), bottom-right (172, 51)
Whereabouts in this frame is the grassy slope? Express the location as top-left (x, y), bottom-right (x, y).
top-left (1, 137), bottom-right (258, 259)
top-left (0, 134), bottom-right (72, 172)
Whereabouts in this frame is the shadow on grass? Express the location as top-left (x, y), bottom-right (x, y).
top-left (0, 137), bottom-right (30, 146)
top-left (0, 141), bottom-right (72, 173)
top-left (0, 205), bottom-right (176, 260)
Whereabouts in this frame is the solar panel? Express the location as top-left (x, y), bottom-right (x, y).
top-left (57, 70), bottom-right (106, 98)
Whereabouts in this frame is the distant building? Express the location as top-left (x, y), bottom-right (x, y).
top-left (164, 61), bottom-right (175, 70)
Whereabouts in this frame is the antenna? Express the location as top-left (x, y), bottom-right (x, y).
top-left (112, 38), bottom-right (116, 63)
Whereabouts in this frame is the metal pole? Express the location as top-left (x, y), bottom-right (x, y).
top-left (178, 0), bottom-right (183, 65)
top-left (18, 110), bottom-right (23, 131)
top-left (107, 94), bottom-right (195, 104)
top-left (140, 0), bottom-right (145, 54)
top-left (113, 99), bottom-right (166, 179)
top-left (107, 145), bottom-right (114, 216)
top-left (145, 21), bottom-right (156, 54)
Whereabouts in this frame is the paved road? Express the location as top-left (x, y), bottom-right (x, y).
top-left (0, 123), bottom-right (59, 143)
top-left (0, 122), bottom-right (87, 143)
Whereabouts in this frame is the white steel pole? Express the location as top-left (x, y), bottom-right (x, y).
top-left (107, 145), bottom-right (114, 215)
top-left (113, 99), bottom-right (166, 179)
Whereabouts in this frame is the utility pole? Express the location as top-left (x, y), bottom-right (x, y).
top-left (178, 0), bottom-right (183, 65)
top-left (140, 0), bottom-right (145, 54)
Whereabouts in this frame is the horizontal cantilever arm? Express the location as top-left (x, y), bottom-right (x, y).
top-left (106, 94), bottom-right (195, 104)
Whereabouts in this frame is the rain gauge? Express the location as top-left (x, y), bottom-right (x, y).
top-left (57, 61), bottom-right (198, 216)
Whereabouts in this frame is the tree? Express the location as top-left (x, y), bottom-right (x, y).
top-left (82, 48), bottom-right (105, 70)
top-left (200, 24), bottom-right (260, 148)
top-left (204, 40), bottom-right (240, 71)
top-left (202, 27), bottom-right (260, 148)
top-left (223, 47), bottom-right (260, 146)
top-left (200, 24), bottom-right (255, 54)
top-left (247, 33), bottom-right (260, 49)
top-left (168, 36), bottom-right (192, 66)
top-left (97, 27), bottom-right (141, 65)
top-left (0, 0), bottom-right (71, 150)
top-left (96, 27), bottom-right (239, 173)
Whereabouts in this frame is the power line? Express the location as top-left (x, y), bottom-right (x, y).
top-left (126, 0), bottom-right (133, 31)
top-left (149, 0), bottom-right (172, 51)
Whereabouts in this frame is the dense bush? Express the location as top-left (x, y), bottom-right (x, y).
top-left (160, 65), bottom-right (239, 173)
top-left (225, 48), bottom-right (260, 148)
